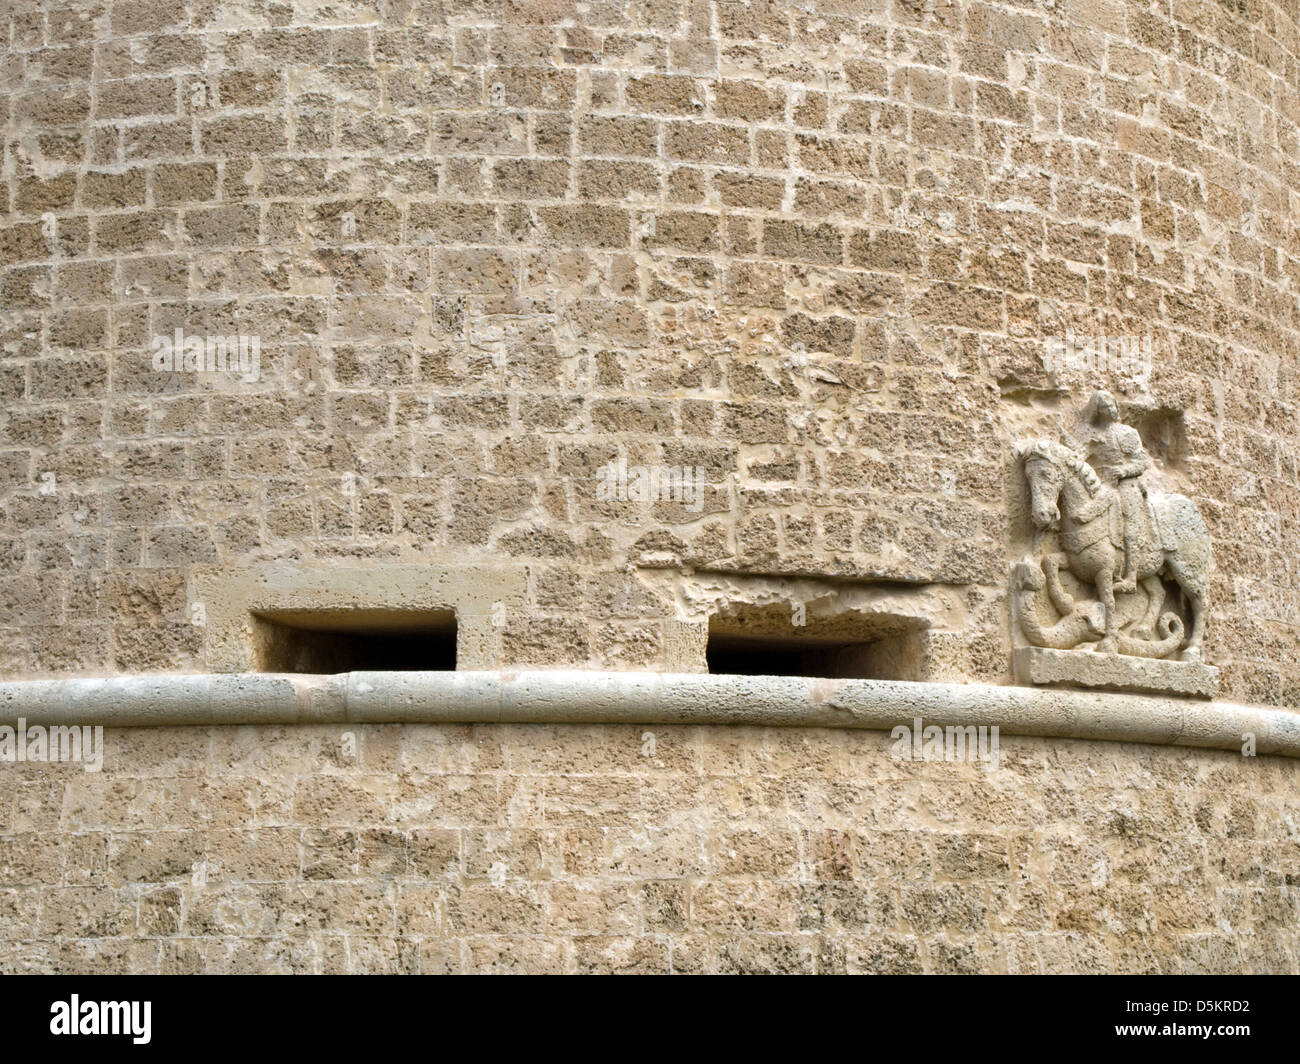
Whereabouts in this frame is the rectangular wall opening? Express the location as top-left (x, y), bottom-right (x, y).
top-left (706, 606), bottom-right (926, 681)
top-left (251, 607), bottom-right (457, 674)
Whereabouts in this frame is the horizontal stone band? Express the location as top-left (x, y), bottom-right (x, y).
top-left (0, 672), bottom-right (1296, 759)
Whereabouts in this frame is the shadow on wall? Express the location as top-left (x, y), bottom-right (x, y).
top-left (705, 603), bottom-right (927, 680)
top-left (252, 607), bottom-right (458, 673)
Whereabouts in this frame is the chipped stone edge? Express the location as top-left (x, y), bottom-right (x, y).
top-left (0, 671), bottom-right (1296, 759)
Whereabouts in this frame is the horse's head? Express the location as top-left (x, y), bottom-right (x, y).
top-left (1015, 440), bottom-right (1068, 531)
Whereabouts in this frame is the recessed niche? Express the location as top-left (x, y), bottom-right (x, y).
top-left (706, 605), bottom-right (926, 680)
top-left (1126, 406), bottom-right (1187, 471)
top-left (252, 607), bottom-right (457, 674)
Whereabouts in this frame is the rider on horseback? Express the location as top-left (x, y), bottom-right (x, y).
top-left (1081, 391), bottom-right (1150, 596)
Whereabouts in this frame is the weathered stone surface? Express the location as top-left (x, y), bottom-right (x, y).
top-left (1013, 647), bottom-right (1219, 700)
top-left (1, 0), bottom-right (1299, 976)
top-left (0, 2), bottom-right (1293, 701)
top-left (4, 669), bottom-right (1290, 752)
top-left (1012, 392), bottom-right (1216, 695)
top-left (0, 721), bottom-right (1297, 974)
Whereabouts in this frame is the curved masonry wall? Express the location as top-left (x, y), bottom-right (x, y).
top-left (3, 0), bottom-right (1300, 973)
top-left (1, 717), bottom-right (1298, 974)
top-left (2, 673), bottom-right (1297, 974)
top-left (3, 0), bottom-right (1299, 696)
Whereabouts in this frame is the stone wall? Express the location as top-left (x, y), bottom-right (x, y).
top-left (1, 723), bottom-right (1297, 974)
top-left (2, 0), bottom-right (1298, 697)
top-left (3, 0), bottom-right (1300, 975)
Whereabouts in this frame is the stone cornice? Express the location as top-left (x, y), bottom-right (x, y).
top-left (1, 671), bottom-right (1296, 758)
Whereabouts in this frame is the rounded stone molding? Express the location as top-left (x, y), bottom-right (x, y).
top-left (1, 670), bottom-right (1296, 758)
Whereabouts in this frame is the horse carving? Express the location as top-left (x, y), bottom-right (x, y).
top-left (1013, 437), bottom-right (1209, 662)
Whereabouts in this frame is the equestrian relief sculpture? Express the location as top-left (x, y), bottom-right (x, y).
top-left (1011, 391), bottom-right (1218, 698)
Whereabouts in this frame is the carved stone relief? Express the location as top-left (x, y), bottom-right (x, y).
top-left (1011, 391), bottom-right (1218, 698)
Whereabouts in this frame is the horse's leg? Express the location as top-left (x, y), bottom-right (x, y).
top-left (1131, 574), bottom-right (1164, 642)
top-left (1042, 553), bottom-right (1074, 616)
top-left (1165, 554), bottom-right (1206, 661)
top-left (1094, 567), bottom-right (1118, 654)
top-left (1180, 588), bottom-right (1204, 661)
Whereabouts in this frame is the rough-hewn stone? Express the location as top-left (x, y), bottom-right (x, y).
top-left (0, 0), bottom-right (1295, 693)
top-left (2, 0), bottom-right (1299, 975)
top-left (0, 722), bottom-right (1296, 974)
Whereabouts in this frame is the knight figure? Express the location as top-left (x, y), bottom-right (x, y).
top-left (1014, 390), bottom-right (1210, 664)
top-left (1080, 390), bottom-right (1152, 596)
